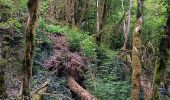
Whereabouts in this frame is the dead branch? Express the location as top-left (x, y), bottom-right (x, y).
top-left (68, 76), bottom-right (97, 100)
top-left (31, 81), bottom-right (48, 95)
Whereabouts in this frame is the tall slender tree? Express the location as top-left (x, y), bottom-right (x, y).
top-left (96, 0), bottom-right (100, 33)
top-left (95, 0), bottom-right (101, 45)
top-left (66, 0), bottom-right (75, 26)
top-left (131, 0), bottom-right (143, 99)
top-left (22, 0), bottom-right (39, 99)
top-left (121, 0), bottom-right (126, 36)
top-left (123, 0), bottom-right (132, 50)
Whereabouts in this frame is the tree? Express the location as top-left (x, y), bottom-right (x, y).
top-left (95, 0), bottom-right (100, 45)
top-left (66, 0), bottom-right (75, 26)
top-left (131, 0), bottom-right (143, 99)
top-left (22, 0), bottom-right (39, 99)
top-left (96, 0), bottom-right (100, 33)
top-left (122, 0), bottom-right (132, 50)
top-left (121, 0), bottom-right (126, 38)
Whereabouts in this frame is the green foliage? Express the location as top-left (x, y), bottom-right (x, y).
top-left (80, 36), bottom-right (96, 56)
top-left (0, 0), bottom-right (27, 16)
top-left (35, 29), bottom-right (53, 46)
top-left (92, 79), bottom-right (131, 100)
top-left (39, 18), bottom-right (97, 57)
top-left (87, 45), bottom-right (131, 100)
top-left (0, 0), bottom-right (13, 7)
top-left (141, 1), bottom-right (166, 48)
top-left (39, 0), bottom-right (50, 17)
top-left (0, 58), bottom-right (7, 67)
top-left (45, 24), bottom-right (69, 34)
top-left (0, 18), bottom-right (22, 30)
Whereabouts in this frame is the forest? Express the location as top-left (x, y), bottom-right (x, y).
top-left (0, 0), bottom-right (170, 100)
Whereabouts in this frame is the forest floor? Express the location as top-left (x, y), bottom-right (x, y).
top-left (4, 34), bottom-right (80, 100)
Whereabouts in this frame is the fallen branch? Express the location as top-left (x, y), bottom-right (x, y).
top-left (31, 81), bottom-right (48, 95)
top-left (68, 76), bottom-right (97, 100)
top-left (31, 81), bottom-right (48, 100)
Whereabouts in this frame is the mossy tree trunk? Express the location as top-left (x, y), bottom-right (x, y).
top-left (131, 0), bottom-right (143, 100)
top-left (22, 0), bottom-right (39, 99)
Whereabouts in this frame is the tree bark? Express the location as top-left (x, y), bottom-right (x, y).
top-left (68, 76), bottom-right (97, 100)
top-left (95, 0), bottom-right (101, 45)
top-left (140, 75), bottom-right (152, 100)
top-left (96, 0), bottom-right (100, 33)
top-left (131, 0), bottom-right (143, 100)
top-left (22, 0), bottom-right (39, 99)
top-left (100, 0), bottom-right (107, 29)
top-left (121, 0), bottom-right (126, 36)
top-left (123, 0), bottom-right (132, 50)
top-left (77, 0), bottom-right (90, 27)
top-left (66, 0), bottom-right (75, 26)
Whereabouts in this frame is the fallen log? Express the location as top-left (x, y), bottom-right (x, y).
top-left (17, 81), bottom-right (48, 100)
top-left (31, 81), bottom-right (48, 100)
top-left (68, 76), bottom-right (97, 100)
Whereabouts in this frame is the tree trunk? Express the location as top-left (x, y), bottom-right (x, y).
top-left (140, 75), bottom-right (152, 100)
top-left (121, 0), bottom-right (126, 37)
top-left (77, 0), bottom-right (90, 27)
top-left (22, 0), bottom-right (39, 99)
top-left (68, 76), bottom-right (97, 100)
top-left (66, 0), bottom-right (75, 26)
top-left (131, 0), bottom-right (143, 100)
top-left (96, 0), bottom-right (100, 33)
top-left (95, 0), bottom-right (100, 45)
top-left (123, 0), bottom-right (132, 50)
top-left (0, 32), bottom-right (7, 99)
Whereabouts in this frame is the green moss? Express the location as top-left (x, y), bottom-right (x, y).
top-left (0, 58), bottom-right (7, 67)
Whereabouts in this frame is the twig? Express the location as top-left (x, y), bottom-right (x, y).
top-left (31, 81), bottom-right (48, 95)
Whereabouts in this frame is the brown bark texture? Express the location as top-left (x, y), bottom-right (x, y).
top-left (131, 0), bottom-right (143, 100)
top-left (67, 0), bottom-right (75, 26)
top-left (68, 76), bottom-right (97, 100)
top-left (22, 0), bottom-right (38, 99)
top-left (123, 0), bottom-right (132, 50)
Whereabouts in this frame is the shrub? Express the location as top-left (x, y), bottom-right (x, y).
top-left (39, 18), bottom-right (97, 58)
